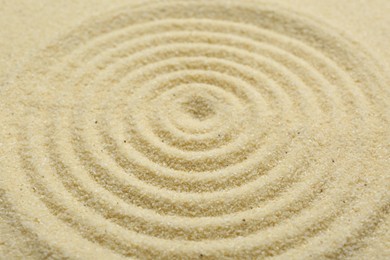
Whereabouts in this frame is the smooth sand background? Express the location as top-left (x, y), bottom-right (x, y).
top-left (0, 0), bottom-right (389, 259)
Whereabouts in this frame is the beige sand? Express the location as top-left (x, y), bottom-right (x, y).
top-left (0, 0), bottom-right (389, 259)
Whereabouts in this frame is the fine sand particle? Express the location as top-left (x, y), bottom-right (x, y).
top-left (0, 0), bottom-right (389, 259)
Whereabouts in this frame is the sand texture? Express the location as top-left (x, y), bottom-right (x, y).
top-left (0, 0), bottom-right (389, 259)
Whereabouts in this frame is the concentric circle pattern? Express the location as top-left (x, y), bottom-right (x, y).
top-left (1, 0), bottom-right (389, 259)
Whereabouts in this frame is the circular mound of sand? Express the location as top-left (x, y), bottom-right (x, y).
top-left (1, 0), bottom-right (389, 259)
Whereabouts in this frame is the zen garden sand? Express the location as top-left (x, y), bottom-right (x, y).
top-left (0, 0), bottom-right (389, 259)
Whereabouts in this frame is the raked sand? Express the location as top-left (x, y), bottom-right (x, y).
top-left (0, 0), bottom-right (389, 259)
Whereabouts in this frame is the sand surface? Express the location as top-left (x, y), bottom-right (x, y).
top-left (0, 0), bottom-right (389, 259)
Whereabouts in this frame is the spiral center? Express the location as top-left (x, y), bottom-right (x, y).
top-left (181, 95), bottom-right (215, 121)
